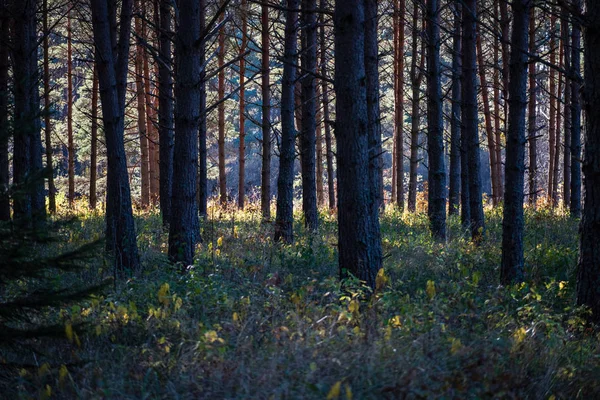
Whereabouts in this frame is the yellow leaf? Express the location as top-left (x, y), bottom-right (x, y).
top-left (559, 281), bottom-right (567, 291)
top-left (390, 315), bottom-right (402, 328)
top-left (513, 327), bottom-right (527, 345)
top-left (217, 236), bottom-right (223, 248)
top-left (345, 384), bottom-right (353, 400)
top-left (158, 283), bottom-right (170, 306)
top-left (174, 297), bottom-right (183, 311)
top-left (327, 381), bottom-right (342, 400)
top-left (348, 300), bottom-right (359, 314)
top-left (74, 332), bottom-right (81, 348)
top-left (548, 395), bottom-right (556, 400)
top-left (65, 322), bottom-right (73, 343)
top-left (233, 312), bottom-right (239, 322)
top-left (449, 337), bottom-right (462, 355)
top-left (59, 365), bottom-right (69, 384)
top-left (426, 280), bottom-right (436, 300)
top-left (45, 384), bottom-right (52, 397)
top-left (375, 268), bottom-right (388, 290)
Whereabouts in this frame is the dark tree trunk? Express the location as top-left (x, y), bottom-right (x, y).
top-left (12, 0), bottom-right (45, 224)
top-left (576, 0), bottom-right (600, 321)
top-left (143, 13), bottom-right (159, 204)
top-left (448, 2), bottom-right (461, 217)
top-left (198, 0), bottom-right (208, 217)
top-left (319, 0), bottom-right (335, 210)
top-left (90, 0), bottom-right (140, 272)
top-left (548, 13), bottom-right (558, 205)
top-left (43, 0), bottom-right (56, 214)
top-left (492, 0), bottom-right (502, 201)
top-left (0, 1), bottom-right (9, 221)
top-left (238, 0), bottom-right (247, 210)
top-left (462, 0), bottom-right (484, 242)
top-left (218, 11), bottom-right (227, 207)
top-left (168, 0), bottom-right (201, 266)
top-left (425, 0), bottom-right (446, 240)
top-left (300, 0), bottom-right (319, 231)
top-left (274, 0), bottom-right (299, 244)
top-left (562, 20), bottom-right (571, 209)
top-left (261, 3), bottom-right (272, 219)
top-left (570, 0), bottom-right (582, 218)
top-left (90, 67), bottom-right (99, 210)
top-left (394, 0), bottom-right (405, 211)
top-left (135, 5), bottom-right (150, 208)
top-left (334, 0), bottom-right (382, 289)
top-left (67, 9), bottom-right (75, 207)
top-left (158, 0), bottom-right (174, 225)
top-left (500, 0), bottom-right (531, 284)
top-left (527, 7), bottom-right (537, 206)
top-left (316, 91), bottom-right (325, 207)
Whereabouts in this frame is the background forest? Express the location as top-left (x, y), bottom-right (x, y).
top-left (1, 0), bottom-right (600, 398)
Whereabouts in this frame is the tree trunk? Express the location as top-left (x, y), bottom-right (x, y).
top-left (238, 0), bottom-right (247, 209)
top-left (218, 11), bottom-right (227, 207)
top-left (90, 0), bottom-right (140, 272)
top-left (334, 0), bottom-right (382, 289)
top-left (492, 0), bottom-right (502, 202)
top-left (527, 7), bottom-right (537, 206)
top-left (316, 88), bottom-right (325, 207)
top-left (570, 0), bottom-right (582, 218)
top-left (300, 0), bottom-right (319, 231)
top-left (135, 6), bottom-right (150, 208)
top-left (168, 0), bottom-right (201, 266)
top-left (462, 0), bottom-right (484, 242)
top-left (90, 66), bottom-right (99, 210)
top-left (43, 0), bottom-right (56, 214)
top-left (561, 21), bottom-right (571, 209)
top-left (548, 13), bottom-right (558, 205)
top-left (67, 8), bottom-right (75, 207)
top-left (448, 2), bottom-right (461, 217)
top-left (158, 0), bottom-right (174, 225)
top-left (261, 3), bottom-right (271, 219)
top-left (500, 0), bottom-right (531, 284)
top-left (576, 0), bottom-right (600, 322)
top-left (425, 0), bottom-right (446, 240)
top-left (394, 0), bottom-right (405, 211)
top-left (274, 0), bottom-right (299, 243)
top-left (143, 13), bottom-right (159, 205)
top-left (0, 1), bottom-right (9, 221)
top-left (198, 0), bottom-right (208, 217)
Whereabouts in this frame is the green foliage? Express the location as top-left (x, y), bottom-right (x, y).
top-left (4, 203), bottom-right (599, 398)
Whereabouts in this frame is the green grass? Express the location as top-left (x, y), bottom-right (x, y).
top-left (5, 202), bottom-right (600, 399)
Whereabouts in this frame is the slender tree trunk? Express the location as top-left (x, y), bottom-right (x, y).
top-left (562, 21), bottom-right (571, 209)
top-left (499, 0), bottom-right (510, 147)
top-left (300, 0), bottom-right (319, 231)
top-left (319, 0), bottom-right (335, 210)
top-left (90, 67), bottom-right (99, 210)
top-left (90, 0), bottom-right (140, 272)
top-left (198, 0), bottom-right (208, 217)
top-left (143, 13), bottom-right (159, 204)
top-left (158, 0), bottom-right (174, 225)
top-left (570, 0), bottom-right (582, 218)
top-left (500, 0), bottom-right (531, 284)
top-left (218, 10), bottom-right (227, 206)
top-left (274, 0), bottom-right (299, 243)
top-left (0, 1), bottom-right (9, 221)
top-left (448, 2), bottom-right (461, 217)
top-left (238, 0), bottom-right (247, 209)
top-left (476, 23), bottom-right (499, 206)
top-left (316, 89), bottom-right (325, 207)
top-left (407, 2), bottom-right (422, 213)
top-left (135, 6), bottom-right (150, 208)
top-left (493, 0), bottom-right (502, 201)
top-left (43, 0), bottom-right (56, 214)
top-left (425, 0), bottom-right (446, 240)
top-left (576, 0), bottom-right (600, 321)
top-left (548, 13), bottom-right (558, 204)
top-left (394, 0), bottom-right (405, 211)
top-left (261, 3), bottom-right (272, 219)
top-left (527, 7), bottom-right (537, 206)
top-left (462, 0), bottom-right (485, 242)
top-left (335, 0), bottom-right (382, 289)
top-left (67, 8), bottom-right (75, 207)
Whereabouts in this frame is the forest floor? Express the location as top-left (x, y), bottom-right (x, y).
top-left (6, 200), bottom-right (600, 399)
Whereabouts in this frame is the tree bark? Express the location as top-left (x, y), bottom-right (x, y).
top-left (43, 0), bottom-right (56, 214)
top-left (90, 0), bottom-right (140, 272)
top-left (218, 10), bottom-right (227, 206)
top-left (135, 5), bottom-right (150, 208)
top-left (576, 0), bottom-right (600, 322)
top-left (198, 0), bottom-right (208, 217)
top-left (274, 0), bottom-right (299, 244)
top-left (425, 0), bottom-right (446, 240)
top-left (561, 20), bottom-right (571, 209)
top-left (261, 3), bottom-right (272, 219)
top-left (90, 67), bottom-right (99, 210)
top-left (158, 0), bottom-right (174, 225)
top-left (500, 0), bottom-right (531, 284)
top-left (143, 12), bottom-right (159, 205)
top-left (393, 0), bottom-right (405, 211)
top-left (570, 0), bottom-right (582, 218)
top-left (300, 0), bottom-right (319, 231)
top-left (527, 7), bottom-right (537, 207)
top-left (548, 13), bottom-right (558, 205)
top-left (67, 8), bottom-right (75, 207)
top-left (238, 0), bottom-right (248, 209)
top-left (448, 2), bottom-right (461, 217)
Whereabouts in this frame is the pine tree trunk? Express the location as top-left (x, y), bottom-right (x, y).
top-left (425, 0), bottom-right (446, 240)
top-left (238, 0), bottom-right (247, 210)
top-left (274, 0), bottom-right (299, 243)
top-left (218, 11), bottom-right (227, 207)
top-left (43, 0), bottom-right (56, 214)
top-left (90, 67), bottom-right (99, 210)
top-left (260, 3), bottom-right (272, 219)
top-left (448, 2), bottom-right (461, 217)
top-left (0, 1), bottom-right (9, 221)
top-left (335, 0), bottom-right (382, 289)
top-left (548, 13), bottom-right (558, 204)
top-left (135, 6), bottom-right (150, 208)
top-left (527, 7), bottom-right (537, 206)
top-left (198, 0), bottom-right (208, 217)
top-left (407, 2), bottom-right (422, 213)
top-left (316, 87), bottom-right (325, 207)
top-left (394, 0), bottom-right (405, 211)
top-left (168, 0), bottom-right (202, 265)
top-left (492, 0), bottom-right (502, 201)
top-left (462, 0), bottom-right (485, 242)
top-left (300, 0), bottom-right (319, 231)
top-left (576, 0), bottom-right (600, 321)
top-left (561, 21), bottom-right (571, 209)
top-left (158, 0), bottom-right (174, 225)
top-left (143, 13), bottom-right (159, 205)
top-left (500, 0), bottom-right (530, 284)
top-left (570, 0), bottom-right (582, 218)
top-left (67, 8), bottom-right (75, 207)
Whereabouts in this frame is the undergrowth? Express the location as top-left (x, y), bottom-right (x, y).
top-left (3, 200), bottom-right (598, 399)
